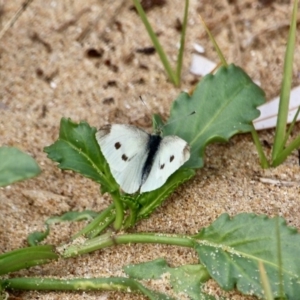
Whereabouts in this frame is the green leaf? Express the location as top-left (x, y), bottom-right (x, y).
top-left (194, 213), bottom-right (300, 299)
top-left (152, 114), bottom-right (165, 132)
top-left (44, 118), bottom-right (117, 193)
top-left (27, 225), bottom-right (50, 247)
top-left (0, 146), bottom-right (41, 187)
top-left (0, 245), bottom-right (58, 275)
top-left (43, 118), bottom-right (194, 226)
top-left (164, 64), bottom-right (266, 168)
top-left (27, 210), bottom-right (99, 246)
top-left (124, 258), bottom-right (212, 300)
top-left (137, 168), bottom-right (195, 219)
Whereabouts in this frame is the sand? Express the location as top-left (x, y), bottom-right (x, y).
top-left (0, 0), bottom-right (300, 299)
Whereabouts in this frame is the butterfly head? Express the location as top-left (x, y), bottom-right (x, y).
top-left (151, 114), bottom-right (165, 136)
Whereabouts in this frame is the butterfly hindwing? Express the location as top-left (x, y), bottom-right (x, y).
top-left (96, 124), bottom-right (149, 193)
top-left (140, 135), bottom-right (190, 193)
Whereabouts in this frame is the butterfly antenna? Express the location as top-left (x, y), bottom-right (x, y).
top-left (139, 95), bottom-right (160, 130)
top-left (139, 96), bottom-right (195, 132)
top-left (165, 111), bottom-right (196, 127)
top-left (139, 95), bottom-right (152, 111)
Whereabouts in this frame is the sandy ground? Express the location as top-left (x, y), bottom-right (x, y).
top-left (0, 0), bottom-right (300, 299)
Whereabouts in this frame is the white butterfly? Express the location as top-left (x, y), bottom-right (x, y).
top-left (96, 124), bottom-right (190, 194)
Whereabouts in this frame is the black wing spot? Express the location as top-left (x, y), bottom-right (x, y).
top-left (170, 155), bottom-right (174, 162)
top-left (160, 164), bottom-right (165, 169)
top-left (115, 142), bottom-right (121, 149)
top-left (122, 154), bottom-right (128, 161)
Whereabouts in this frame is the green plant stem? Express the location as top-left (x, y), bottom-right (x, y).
top-left (132, 0), bottom-right (178, 85)
top-left (0, 245), bottom-right (58, 276)
top-left (258, 261), bottom-right (274, 300)
top-left (282, 105), bottom-right (300, 149)
top-left (176, 0), bottom-right (189, 83)
top-left (88, 211), bottom-right (115, 238)
top-left (199, 14), bottom-right (227, 67)
top-left (272, 134), bottom-right (300, 167)
top-left (63, 232), bottom-right (195, 258)
top-left (111, 191), bottom-right (124, 230)
top-left (251, 128), bottom-right (269, 168)
top-left (72, 203), bottom-right (115, 240)
top-left (122, 202), bottom-right (139, 230)
top-left (275, 217), bottom-right (284, 299)
top-left (0, 232), bottom-right (194, 273)
top-left (271, 0), bottom-right (298, 159)
top-left (1, 277), bottom-right (144, 293)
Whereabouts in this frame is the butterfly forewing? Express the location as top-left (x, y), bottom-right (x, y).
top-left (96, 124), bottom-right (149, 193)
top-left (140, 136), bottom-right (190, 193)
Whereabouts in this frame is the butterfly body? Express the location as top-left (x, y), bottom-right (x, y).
top-left (141, 134), bottom-right (162, 184)
top-left (96, 124), bottom-right (190, 194)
